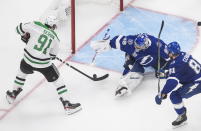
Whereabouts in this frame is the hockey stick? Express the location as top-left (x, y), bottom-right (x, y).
top-left (157, 20), bottom-right (165, 93)
top-left (91, 28), bottom-right (111, 65)
top-left (56, 57), bottom-right (109, 81)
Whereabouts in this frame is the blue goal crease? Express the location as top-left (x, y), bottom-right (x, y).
top-left (70, 7), bottom-right (197, 73)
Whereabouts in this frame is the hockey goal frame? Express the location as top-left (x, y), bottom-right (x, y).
top-left (70, 0), bottom-right (124, 54)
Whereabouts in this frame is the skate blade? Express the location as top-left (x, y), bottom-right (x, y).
top-left (6, 95), bottom-right (15, 104)
top-left (172, 122), bottom-right (187, 129)
top-left (115, 91), bottom-right (131, 98)
top-left (66, 107), bottom-right (82, 115)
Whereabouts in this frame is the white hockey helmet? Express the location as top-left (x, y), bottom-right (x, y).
top-left (44, 15), bottom-right (58, 29)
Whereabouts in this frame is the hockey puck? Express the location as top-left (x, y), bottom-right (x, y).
top-left (93, 74), bottom-right (97, 78)
top-left (198, 21), bottom-right (201, 26)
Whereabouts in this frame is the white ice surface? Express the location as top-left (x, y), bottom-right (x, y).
top-left (0, 0), bottom-right (201, 131)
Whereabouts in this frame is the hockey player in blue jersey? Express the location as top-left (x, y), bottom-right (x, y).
top-left (91, 33), bottom-right (170, 97)
top-left (155, 42), bottom-right (201, 127)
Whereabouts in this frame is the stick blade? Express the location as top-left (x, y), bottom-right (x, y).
top-left (92, 74), bottom-right (109, 81)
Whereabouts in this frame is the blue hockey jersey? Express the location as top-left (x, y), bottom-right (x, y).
top-left (109, 34), bottom-right (170, 67)
top-left (161, 52), bottom-right (201, 94)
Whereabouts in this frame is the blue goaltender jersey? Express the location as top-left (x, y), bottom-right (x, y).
top-left (161, 52), bottom-right (201, 94)
top-left (109, 34), bottom-right (170, 67)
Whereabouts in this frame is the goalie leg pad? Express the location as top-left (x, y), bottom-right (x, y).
top-left (115, 72), bottom-right (143, 97)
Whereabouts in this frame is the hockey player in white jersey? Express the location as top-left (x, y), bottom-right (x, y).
top-left (6, 16), bottom-right (81, 115)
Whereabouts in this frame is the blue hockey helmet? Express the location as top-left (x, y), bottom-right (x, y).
top-left (167, 41), bottom-right (181, 55)
top-left (134, 33), bottom-right (151, 50)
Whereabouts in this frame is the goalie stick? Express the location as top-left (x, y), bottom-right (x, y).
top-left (56, 57), bottom-right (109, 81)
top-left (157, 20), bottom-right (165, 93)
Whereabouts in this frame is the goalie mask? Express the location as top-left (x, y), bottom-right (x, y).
top-left (134, 33), bottom-right (151, 50)
top-left (44, 16), bottom-right (58, 30)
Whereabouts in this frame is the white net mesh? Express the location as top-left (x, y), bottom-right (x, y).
top-left (40, 0), bottom-right (122, 57)
top-left (76, 0), bottom-right (119, 6)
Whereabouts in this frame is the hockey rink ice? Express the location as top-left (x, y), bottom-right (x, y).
top-left (0, 0), bottom-right (201, 131)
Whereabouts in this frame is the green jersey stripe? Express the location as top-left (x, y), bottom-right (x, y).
top-left (15, 78), bottom-right (25, 83)
top-left (58, 89), bottom-right (68, 95)
top-left (16, 26), bottom-right (20, 34)
top-left (16, 26), bottom-right (24, 35)
top-left (14, 80), bottom-right (24, 85)
top-left (19, 23), bottom-right (25, 33)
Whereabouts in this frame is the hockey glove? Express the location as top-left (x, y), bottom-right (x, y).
top-left (50, 54), bottom-right (56, 60)
top-left (90, 40), bottom-right (111, 53)
top-left (155, 93), bottom-right (167, 105)
top-left (21, 32), bottom-right (30, 44)
top-left (155, 69), bottom-right (169, 79)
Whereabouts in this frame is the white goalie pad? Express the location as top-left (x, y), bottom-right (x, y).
top-left (90, 40), bottom-right (111, 53)
top-left (118, 72), bottom-right (144, 93)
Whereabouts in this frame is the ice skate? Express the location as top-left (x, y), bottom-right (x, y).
top-left (60, 97), bottom-right (82, 115)
top-left (115, 86), bottom-right (131, 97)
top-left (6, 88), bottom-right (23, 104)
top-left (172, 111), bottom-right (187, 128)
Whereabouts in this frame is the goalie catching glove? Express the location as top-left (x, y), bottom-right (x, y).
top-left (90, 40), bottom-right (111, 53)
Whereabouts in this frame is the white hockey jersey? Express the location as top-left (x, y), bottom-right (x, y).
top-left (16, 21), bottom-right (60, 68)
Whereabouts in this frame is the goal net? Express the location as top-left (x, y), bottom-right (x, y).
top-left (40, 0), bottom-right (125, 57)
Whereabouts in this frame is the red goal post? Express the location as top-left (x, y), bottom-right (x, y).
top-left (70, 0), bottom-right (124, 54)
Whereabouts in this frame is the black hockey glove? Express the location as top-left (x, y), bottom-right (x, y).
top-left (50, 54), bottom-right (56, 60)
top-left (21, 33), bottom-right (30, 44)
top-left (155, 69), bottom-right (169, 79)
